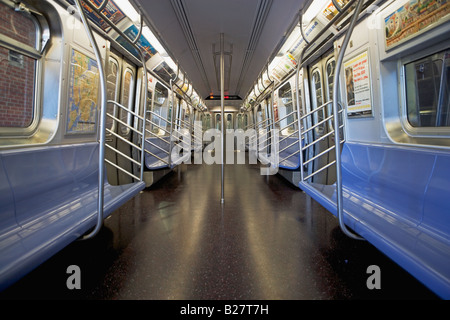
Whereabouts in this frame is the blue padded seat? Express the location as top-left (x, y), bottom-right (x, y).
top-left (0, 142), bottom-right (145, 290)
top-left (278, 136), bottom-right (301, 170)
top-left (257, 136), bottom-right (301, 170)
top-left (339, 142), bottom-right (450, 298)
top-left (144, 136), bottom-right (191, 169)
top-left (144, 136), bottom-right (171, 169)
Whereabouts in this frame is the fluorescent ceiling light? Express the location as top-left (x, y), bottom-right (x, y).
top-left (142, 26), bottom-right (167, 56)
top-left (164, 56), bottom-right (178, 74)
top-left (302, 0), bottom-right (327, 25)
top-left (114, 0), bottom-right (140, 23)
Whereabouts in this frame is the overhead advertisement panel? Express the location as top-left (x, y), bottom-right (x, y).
top-left (384, 0), bottom-right (450, 50)
top-left (68, 0), bottom-right (126, 32)
top-left (321, 0), bottom-right (351, 22)
top-left (116, 25), bottom-right (156, 61)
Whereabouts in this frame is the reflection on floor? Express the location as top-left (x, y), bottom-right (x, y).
top-left (0, 160), bottom-right (439, 300)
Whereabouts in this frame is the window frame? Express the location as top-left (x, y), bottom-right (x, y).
top-left (0, 0), bottom-right (45, 137)
top-left (400, 45), bottom-right (450, 138)
top-left (106, 56), bottom-right (120, 132)
top-left (120, 66), bottom-right (136, 135)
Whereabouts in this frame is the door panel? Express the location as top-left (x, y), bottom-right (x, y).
top-left (105, 53), bottom-right (121, 185)
top-left (307, 50), bottom-right (337, 184)
top-left (105, 49), bottom-right (138, 185)
top-left (117, 60), bottom-right (137, 185)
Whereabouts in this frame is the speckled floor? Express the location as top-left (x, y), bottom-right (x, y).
top-left (0, 160), bottom-right (439, 300)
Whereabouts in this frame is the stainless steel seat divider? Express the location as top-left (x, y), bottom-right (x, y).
top-left (76, 0), bottom-right (149, 240)
top-left (332, 0), bottom-right (365, 240)
top-left (294, 0), bottom-right (365, 240)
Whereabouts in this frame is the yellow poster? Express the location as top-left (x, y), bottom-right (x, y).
top-left (67, 49), bottom-right (99, 134)
top-left (343, 51), bottom-right (372, 116)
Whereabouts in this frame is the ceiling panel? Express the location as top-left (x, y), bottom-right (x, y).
top-left (133, 0), bottom-right (306, 109)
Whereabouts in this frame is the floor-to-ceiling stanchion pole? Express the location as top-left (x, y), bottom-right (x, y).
top-left (220, 33), bottom-right (225, 204)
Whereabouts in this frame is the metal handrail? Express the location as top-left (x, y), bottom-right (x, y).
top-left (301, 111), bottom-right (341, 136)
top-left (147, 109), bottom-right (170, 122)
top-left (278, 138), bottom-right (300, 154)
top-left (274, 110), bottom-right (297, 124)
top-left (143, 148), bottom-right (170, 165)
top-left (104, 143), bottom-right (141, 167)
top-left (106, 113), bottom-right (142, 136)
top-left (75, 0), bottom-right (107, 241)
top-left (303, 159), bottom-right (337, 181)
top-left (146, 122), bottom-right (171, 138)
top-left (278, 129), bottom-right (299, 143)
top-left (105, 158), bottom-right (140, 181)
top-left (77, 0), bottom-right (149, 240)
top-left (292, 0), bottom-right (366, 241)
top-left (299, 101), bottom-right (333, 121)
top-left (260, 119), bottom-right (273, 130)
top-left (279, 149), bottom-right (300, 163)
top-left (332, 0), bottom-right (365, 240)
top-left (175, 117), bottom-right (191, 127)
top-left (256, 123), bottom-right (294, 150)
top-left (278, 122), bottom-right (297, 133)
top-left (144, 138), bottom-right (170, 155)
top-left (106, 127), bottom-right (142, 150)
top-left (303, 143), bottom-right (338, 166)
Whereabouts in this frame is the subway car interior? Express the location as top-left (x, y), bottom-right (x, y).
top-left (0, 0), bottom-right (449, 302)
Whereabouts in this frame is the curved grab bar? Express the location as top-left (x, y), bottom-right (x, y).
top-left (76, 0), bottom-right (149, 240)
top-left (331, 0), bottom-right (342, 12)
top-left (299, 9), bottom-right (310, 45)
top-left (97, 0), bottom-right (108, 11)
top-left (332, 0), bottom-right (365, 241)
top-left (132, 14), bottom-right (144, 45)
top-left (74, 0), bottom-right (107, 241)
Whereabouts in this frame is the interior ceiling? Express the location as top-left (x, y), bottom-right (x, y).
top-left (132, 0), bottom-right (307, 110)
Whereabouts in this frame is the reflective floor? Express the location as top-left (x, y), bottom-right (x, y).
top-left (0, 160), bottom-right (440, 300)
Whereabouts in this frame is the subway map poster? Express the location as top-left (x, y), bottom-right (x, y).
top-left (66, 49), bottom-right (100, 134)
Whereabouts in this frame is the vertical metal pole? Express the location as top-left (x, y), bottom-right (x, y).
top-left (75, 0), bottom-right (106, 240)
top-left (333, 0), bottom-right (365, 240)
top-left (220, 33), bottom-right (225, 204)
top-left (295, 65), bottom-right (304, 183)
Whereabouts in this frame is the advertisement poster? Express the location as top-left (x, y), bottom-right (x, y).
top-left (322, 0), bottom-right (351, 21)
top-left (271, 53), bottom-right (297, 82)
top-left (67, 49), bottom-right (99, 134)
top-left (69, 0), bottom-right (125, 32)
top-left (116, 25), bottom-right (156, 61)
top-left (384, 0), bottom-right (450, 50)
top-left (343, 51), bottom-right (372, 116)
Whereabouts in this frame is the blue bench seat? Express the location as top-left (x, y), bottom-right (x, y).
top-left (257, 136), bottom-right (301, 170)
top-left (0, 142), bottom-right (145, 290)
top-left (299, 142), bottom-right (450, 298)
top-left (279, 136), bottom-right (301, 170)
top-left (144, 136), bottom-right (191, 169)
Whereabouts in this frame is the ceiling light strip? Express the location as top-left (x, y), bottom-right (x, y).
top-left (235, 0), bottom-right (273, 95)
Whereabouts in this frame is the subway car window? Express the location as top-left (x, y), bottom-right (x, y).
top-left (405, 49), bottom-right (450, 128)
top-left (120, 68), bottom-right (135, 133)
top-left (151, 83), bottom-right (168, 134)
top-left (326, 59), bottom-right (336, 101)
top-left (106, 57), bottom-right (120, 130)
top-left (227, 113), bottom-right (232, 129)
top-left (278, 82), bottom-right (294, 134)
top-left (0, 2), bottom-right (40, 130)
top-left (216, 113), bottom-right (221, 130)
top-left (311, 69), bottom-right (325, 126)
